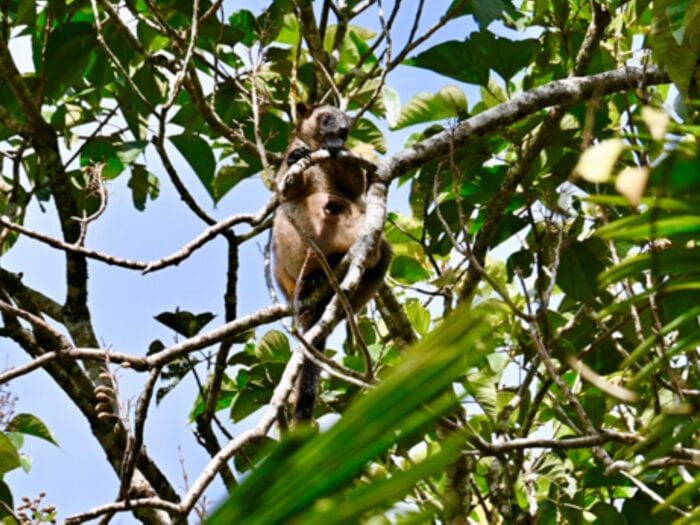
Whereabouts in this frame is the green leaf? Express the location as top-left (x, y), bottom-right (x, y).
top-left (210, 304), bottom-right (501, 524)
top-left (257, 0), bottom-right (293, 45)
top-left (80, 139), bottom-right (126, 180)
top-left (403, 298), bottom-right (431, 336)
top-left (17, 0), bottom-right (36, 26)
top-left (392, 86), bottom-right (467, 130)
top-left (506, 249), bottom-right (534, 282)
top-left (330, 27), bottom-right (378, 75)
top-left (472, 0), bottom-right (511, 27)
top-left (0, 479), bottom-right (13, 519)
top-left (630, 331), bottom-right (700, 387)
top-left (596, 214), bottom-right (700, 240)
top-left (303, 434), bottom-right (466, 524)
top-left (390, 255), bottom-right (431, 284)
top-left (465, 372), bottom-right (498, 420)
top-left (349, 117), bottom-right (387, 153)
top-left (229, 9), bottom-right (258, 47)
top-left (584, 195), bottom-right (695, 212)
top-left (622, 304), bottom-right (700, 369)
top-left (599, 247), bottom-right (700, 286)
top-left (276, 12), bottom-right (301, 45)
top-left (383, 86), bottom-right (401, 128)
top-left (449, 0), bottom-right (513, 27)
top-left (44, 22), bottom-right (97, 100)
top-left (231, 384), bottom-right (270, 423)
top-left (234, 437), bottom-right (277, 474)
top-left (170, 134), bottom-right (217, 200)
top-left (255, 330), bottom-right (291, 363)
top-left (137, 20), bottom-right (171, 52)
top-left (591, 502), bottom-right (625, 525)
top-left (132, 65), bottom-right (166, 106)
top-left (127, 164), bottom-right (160, 211)
top-left (155, 309), bottom-right (216, 338)
top-left (651, 0), bottom-right (700, 95)
top-left (6, 414), bottom-right (58, 446)
top-left (0, 433), bottom-right (21, 476)
top-left (406, 32), bottom-right (539, 85)
top-left (556, 241), bottom-right (605, 301)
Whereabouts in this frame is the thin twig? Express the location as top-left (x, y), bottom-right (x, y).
top-left (163, 0), bottom-right (201, 110)
top-left (64, 498), bottom-right (181, 524)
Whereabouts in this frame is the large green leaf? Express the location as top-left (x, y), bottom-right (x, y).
top-left (80, 139), bottom-right (126, 180)
top-left (0, 479), bottom-right (13, 519)
top-left (349, 117), bottom-right (387, 153)
top-left (170, 134), bottom-right (217, 200)
top-left (229, 9), bottom-right (258, 47)
top-left (557, 241), bottom-right (605, 301)
top-left (44, 22), bottom-right (97, 100)
top-left (6, 414), bottom-right (58, 446)
top-left (449, 0), bottom-right (515, 28)
top-left (406, 32), bottom-right (539, 85)
top-left (255, 330), bottom-right (291, 363)
top-left (390, 255), bottom-right (431, 284)
top-left (155, 309), bottom-right (216, 338)
top-left (599, 247), bottom-right (700, 286)
top-left (209, 304), bottom-right (501, 524)
top-left (214, 157), bottom-right (262, 201)
top-left (403, 298), bottom-right (431, 336)
top-left (230, 383), bottom-right (270, 423)
top-left (127, 164), bottom-right (160, 211)
top-left (650, 0), bottom-right (700, 95)
top-left (0, 433), bottom-right (21, 476)
top-left (392, 86), bottom-right (467, 130)
top-left (596, 214), bottom-right (700, 240)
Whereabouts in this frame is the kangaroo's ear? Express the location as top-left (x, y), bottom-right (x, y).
top-left (296, 102), bottom-right (313, 119)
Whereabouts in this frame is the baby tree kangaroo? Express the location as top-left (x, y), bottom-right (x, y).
top-left (273, 104), bottom-right (392, 422)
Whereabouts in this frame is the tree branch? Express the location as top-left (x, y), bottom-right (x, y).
top-left (375, 65), bottom-right (667, 183)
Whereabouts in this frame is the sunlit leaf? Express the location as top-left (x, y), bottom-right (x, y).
top-left (6, 414), bottom-right (58, 446)
top-left (573, 139), bottom-right (625, 183)
top-left (350, 118), bottom-right (387, 153)
top-left (390, 255), bottom-right (431, 284)
top-left (210, 304), bottom-right (500, 524)
top-left (403, 298), bottom-right (431, 336)
top-left (392, 86), bottom-right (467, 130)
top-left (255, 330), bottom-right (291, 363)
top-left (615, 166), bottom-right (650, 206)
top-left (598, 214), bottom-right (700, 240)
top-left (641, 106), bottom-right (670, 141)
top-left (383, 86), bottom-right (401, 128)
top-left (0, 433), bottom-right (21, 476)
top-left (599, 247), bottom-right (700, 286)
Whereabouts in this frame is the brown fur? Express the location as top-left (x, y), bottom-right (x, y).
top-left (273, 104), bottom-right (391, 308)
top-left (273, 104), bottom-right (392, 421)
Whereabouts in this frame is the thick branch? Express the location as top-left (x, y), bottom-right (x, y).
top-left (376, 65), bottom-right (668, 183)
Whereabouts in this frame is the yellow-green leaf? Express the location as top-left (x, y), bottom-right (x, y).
top-left (574, 138), bottom-right (625, 183)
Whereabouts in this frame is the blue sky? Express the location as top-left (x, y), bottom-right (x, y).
top-left (2, 0), bottom-right (481, 520)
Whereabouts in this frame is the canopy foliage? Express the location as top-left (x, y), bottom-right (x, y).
top-left (0, 0), bottom-right (699, 523)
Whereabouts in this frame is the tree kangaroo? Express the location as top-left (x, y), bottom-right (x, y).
top-left (273, 104), bottom-right (392, 422)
